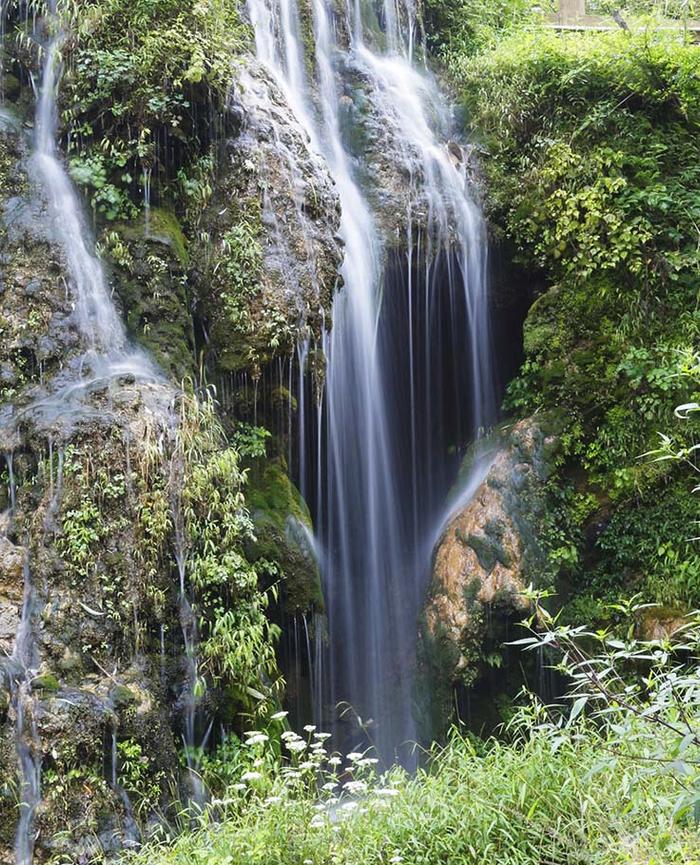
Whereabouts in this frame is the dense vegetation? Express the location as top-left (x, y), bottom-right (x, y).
top-left (445, 23), bottom-right (700, 621)
top-left (131, 724), bottom-right (697, 865)
top-left (61, 0), bottom-right (247, 220)
top-left (132, 597), bottom-right (700, 864)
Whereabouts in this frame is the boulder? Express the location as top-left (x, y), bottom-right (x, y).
top-left (418, 418), bottom-right (558, 738)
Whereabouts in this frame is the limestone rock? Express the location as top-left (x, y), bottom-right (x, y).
top-left (418, 418), bottom-right (558, 736)
top-left (0, 536), bottom-right (24, 656)
top-left (192, 59), bottom-right (343, 375)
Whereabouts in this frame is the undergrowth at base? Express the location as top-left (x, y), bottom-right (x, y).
top-left (127, 718), bottom-right (697, 865)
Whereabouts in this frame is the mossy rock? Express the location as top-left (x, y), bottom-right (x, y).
top-left (245, 460), bottom-right (323, 612)
top-left (110, 685), bottom-right (137, 708)
top-left (0, 73), bottom-right (20, 102)
top-left (31, 673), bottom-right (60, 693)
top-left (103, 208), bottom-right (194, 379)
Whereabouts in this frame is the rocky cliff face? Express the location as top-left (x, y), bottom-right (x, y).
top-left (0, 29), bottom-right (342, 858)
top-left (418, 418), bottom-right (558, 739)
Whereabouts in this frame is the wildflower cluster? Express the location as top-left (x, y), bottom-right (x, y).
top-left (204, 712), bottom-right (405, 829)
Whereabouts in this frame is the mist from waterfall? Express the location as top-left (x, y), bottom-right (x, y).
top-left (246, 0), bottom-right (496, 759)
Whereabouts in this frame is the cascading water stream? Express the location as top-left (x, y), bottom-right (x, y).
top-left (247, 0), bottom-right (496, 759)
top-left (11, 557), bottom-right (42, 865)
top-left (35, 36), bottom-right (153, 374)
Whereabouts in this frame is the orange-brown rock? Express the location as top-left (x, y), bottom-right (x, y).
top-left (419, 418), bottom-right (557, 725)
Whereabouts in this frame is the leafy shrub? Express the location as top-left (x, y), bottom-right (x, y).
top-left (59, 0), bottom-right (248, 215)
top-left (176, 386), bottom-right (282, 712)
top-left (455, 25), bottom-right (700, 609)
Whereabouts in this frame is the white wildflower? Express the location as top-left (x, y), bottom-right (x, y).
top-left (376, 787), bottom-right (400, 797)
top-left (241, 771), bottom-right (262, 783)
top-left (309, 814), bottom-right (326, 829)
top-left (346, 751), bottom-right (363, 762)
top-left (321, 781), bottom-right (337, 791)
top-left (285, 739), bottom-right (307, 753)
top-left (270, 710), bottom-right (289, 721)
top-left (343, 780), bottom-right (367, 794)
top-left (313, 732), bottom-right (332, 741)
top-left (245, 734), bottom-right (269, 746)
top-left (328, 756), bottom-right (342, 766)
top-left (303, 724), bottom-right (317, 733)
top-left (357, 757), bottom-right (378, 767)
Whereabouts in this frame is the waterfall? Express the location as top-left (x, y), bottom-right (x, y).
top-left (247, 0), bottom-right (496, 759)
top-left (27, 7), bottom-right (154, 409)
top-left (33, 37), bottom-right (126, 355)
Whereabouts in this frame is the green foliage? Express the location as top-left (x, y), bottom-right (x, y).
top-left (219, 219), bottom-right (263, 335)
top-left (422, 0), bottom-right (550, 56)
top-left (456, 25), bottom-right (700, 611)
top-left (177, 387), bottom-right (282, 711)
top-left (130, 712), bottom-right (696, 865)
top-left (458, 29), bottom-right (700, 300)
top-left (57, 450), bottom-right (132, 630)
top-left (591, 0), bottom-right (700, 17)
top-left (232, 424), bottom-right (271, 460)
top-left (518, 590), bottom-right (700, 821)
top-left (117, 739), bottom-right (164, 815)
top-left (59, 0), bottom-right (249, 215)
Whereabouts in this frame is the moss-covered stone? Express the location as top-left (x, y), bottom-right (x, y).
top-left (101, 209), bottom-right (194, 380)
top-left (31, 673), bottom-right (60, 693)
top-left (418, 418), bottom-right (557, 740)
top-left (245, 459), bottom-right (324, 613)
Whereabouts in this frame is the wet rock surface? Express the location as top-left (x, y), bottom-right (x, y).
top-left (0, 99), bottom-right (183, 861)
top-left (418, 418), bottom-right (558, 737)
top-left (192, 60), bottom-right (343, 375)
top-left (0, 46), bottom-right (338, 860)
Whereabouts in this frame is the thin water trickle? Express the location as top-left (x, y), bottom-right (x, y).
top-left (173, 511), bottom-right (206, 807)
top-left (247, 0), bottom-right (496, 759)
top-left (12, 557), bottom-right (42, 865)
top-left (160, 624), bottom-right (166, 683)
top-left (24, 9), bottom-right (157, 428)
top-left (6, 452), bottom-right (16, 513)
top-left (111, 725), bottom-right (118, 788)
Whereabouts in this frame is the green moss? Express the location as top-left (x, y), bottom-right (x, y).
top-left (110, 685), bottom-right (137, 708)
top-left (100, 211), bottom-right (194, 379)
top-left (147, 207), bottom-right (189, 266)
top-left (32, 674), bottom-right (60, 693)
top-left (463, 523), bottom-right (513, 572)
top-left (245, 459), bottom-right (323, 613)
